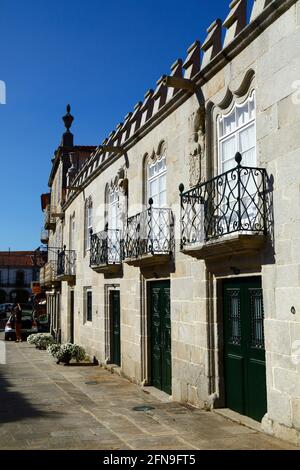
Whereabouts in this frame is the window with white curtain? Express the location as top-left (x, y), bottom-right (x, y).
top-left (147, 154), bottom-right (166, 207)
top-left (107, 187), bottom-right (120, 263)
top-left (108, 189), bottom-right (119, 230)
top-left (217, 92), bottom-right (257, 231)
top-left (147, 150), bottom-right (167, 248)
top-left (218, 91), bottom-right (256, 171)
top-left (84, 199), bottom-right (93, 251)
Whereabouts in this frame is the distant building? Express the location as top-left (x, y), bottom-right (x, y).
top-left (0, 251), bottom-right (45, 303)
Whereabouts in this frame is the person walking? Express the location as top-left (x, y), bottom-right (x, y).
top-left (13, 303), bottom-right (22, 342)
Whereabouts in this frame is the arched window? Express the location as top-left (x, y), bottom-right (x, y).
top-left (218, 91), bottom-right (256, 172)
top-left (147, 143), bottom-right (166, 207)
top-left (84, 198), bottom-right (93, 251)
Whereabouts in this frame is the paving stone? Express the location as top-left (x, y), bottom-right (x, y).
top-left (0, 338), bottom-right (297, 450)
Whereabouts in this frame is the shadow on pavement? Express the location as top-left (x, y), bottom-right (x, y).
top-left (0, 341), bottom-right (62, 425)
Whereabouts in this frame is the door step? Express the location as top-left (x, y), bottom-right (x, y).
top-left (142, 386), bottom-right (172, 403)
top-left (214, 408), bottom-right (262, 432)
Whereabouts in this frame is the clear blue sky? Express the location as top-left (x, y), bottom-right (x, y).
top-left (0, 0), bottom-right (253, 250)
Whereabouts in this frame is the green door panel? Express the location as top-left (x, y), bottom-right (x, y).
top-left (161, 286), bottom-right (172, 395)
top-left (247, 359), bottom-right (267, 422)
top-left (151, 286), bottom-right (162, 390)
top-left (225, 354), bottom-right (245, 415)
top-left (150, 281), bottom-right (172, 395)
top-left (111, 290), bottom-right (121, 367)
top-left (224, 277), bottom-right (267, 422)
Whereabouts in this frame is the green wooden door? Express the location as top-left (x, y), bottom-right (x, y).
top-left (110, 290), bottom-right (121, 366)
top-left (150, 281), bottom-right (172, 395)
top-left (70, 290), bottom-right (74, 344)
top-left (223, 277), bottom-right (267, 422)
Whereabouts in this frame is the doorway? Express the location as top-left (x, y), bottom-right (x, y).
top-left (149, 280), bottom-right (171, 395)
top-left (223, 277), bottom-right (267, 422)
top-left (109, 290), bottom-right (121, 366)
top-left (70, 290), bottom-right (74, 343)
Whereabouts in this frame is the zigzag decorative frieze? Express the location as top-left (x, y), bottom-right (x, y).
top-left (69, 0), bottom-right (287, 192)
top-left (166, 59), bottom-right (183, 101)
top-left (250, 0), bottom-right (273, 21)
top-left (183, 40), bottom-right (201, 79)
top-left (201, 19), bottom-right (223, 69)
top-left (223, 0), bottom-right (247, 48)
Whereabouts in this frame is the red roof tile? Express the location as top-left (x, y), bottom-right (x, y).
top-left (0, 251), bottom-right (41, 267)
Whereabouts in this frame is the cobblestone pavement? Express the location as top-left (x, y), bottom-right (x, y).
top-left (0, 337), bottom-right (297, 450)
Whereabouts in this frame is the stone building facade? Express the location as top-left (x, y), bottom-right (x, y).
top-left (41, 0), bottom-right (300, 445)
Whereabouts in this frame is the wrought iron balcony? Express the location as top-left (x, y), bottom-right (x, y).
top-left (180, 153), bottom-right (269, 259)
top-left (57, 247), bottom-right (76, 282)
top-left (90, 229), bottom-right (122, 273)
top-left (40, 229), bottom-right (49, 244)
top-left (124, 199), bottom-right (174, 267)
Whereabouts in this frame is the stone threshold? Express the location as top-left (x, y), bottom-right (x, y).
top-left (213, 408), bottom-right (262, 433)
top-left (142, 386), bottom-right (173, 403)
top-left (102, 363), bottom-right (122, 376)
top-left (100, 362), bottom-right (172, 404)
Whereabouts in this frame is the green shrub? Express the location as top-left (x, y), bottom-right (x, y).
top-left (47, 343), bottom-right (61, 358)
top-left (47, 342), bottom-right (86, 365)
top-left (27, 333), bottom-right (54, 350)
top-left (27, 334), bottom-right (39, 345)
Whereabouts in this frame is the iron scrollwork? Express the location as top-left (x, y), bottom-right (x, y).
top-left (180, 152), bottom-right (269, 248)
top-left (124, 200), bottom-right (174, 260)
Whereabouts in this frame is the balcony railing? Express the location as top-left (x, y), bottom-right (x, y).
top-left (180, 153), bottom-right (269, 256)
top-left (44, 205), bottom-right (56, 230)
top-left (90, 229), bottom-right (122, 272)
top-left (40, 229), bottom-right (49, 244)
top-left (124, 199), bottom-right (174, 265)
top-left (57, 247), bottom-right (76, 281)
top-left (40, 258), bottom-right (59, 286)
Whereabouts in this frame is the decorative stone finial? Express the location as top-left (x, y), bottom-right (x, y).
top-left (61, 104), bottom-right (74, 147)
